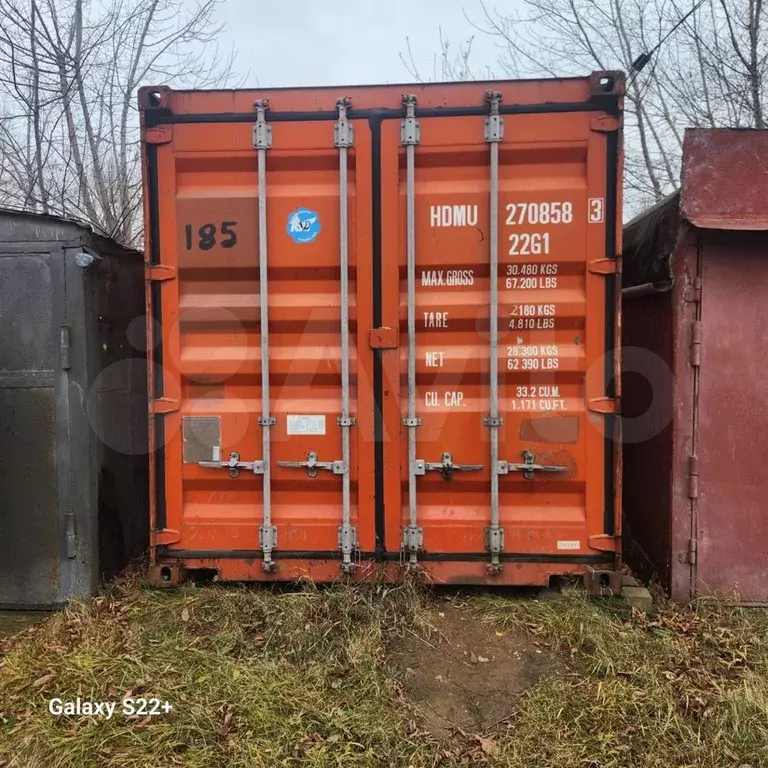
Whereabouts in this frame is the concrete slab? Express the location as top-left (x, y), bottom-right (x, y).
top-left (622, 586), bottom-right (653, 613)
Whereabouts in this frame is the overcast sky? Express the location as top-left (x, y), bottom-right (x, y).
top-left (212, 0), bottom-right (516, 87)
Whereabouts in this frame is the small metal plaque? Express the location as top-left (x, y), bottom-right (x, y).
top-left (183, 416), bottom-right (221, 464)
top-left (286, 414), bottom-right (326, 436)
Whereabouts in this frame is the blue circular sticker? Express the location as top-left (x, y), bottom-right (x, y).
top-left (286, 208), bottom-right (321, 243)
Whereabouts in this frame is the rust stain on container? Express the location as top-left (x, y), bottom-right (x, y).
top-left (140, 74), bottom-right (624, 587)
top-left (623, 128), bottom-right (768, 603)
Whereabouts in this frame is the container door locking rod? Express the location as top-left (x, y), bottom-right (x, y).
top-left (276, 100), bottom-right (359, 573)
top-left (278, 451), bottom-right (344, 477)
top-left (199, 451), bottom-right (264, 478)
top-left (401, 94), bottom-right (422, 566)
top-left (335, 97), bottom-right (357, 573)
top-left (483, 91), bottom-right (505, 574)
top-left (498, 450), bottom-right (567, 480)
top-left (415, 452), bottom-right (483, 481)
top-left (253, 99), bottom-right (277, 572)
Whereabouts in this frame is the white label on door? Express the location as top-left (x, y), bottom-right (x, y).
top-left (287, 414), bottom-right (326, 435)
top-left (557, 540), bottom-right (581, 550)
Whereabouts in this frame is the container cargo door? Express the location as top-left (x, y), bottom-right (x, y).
top-left (380, 97), bottom-right (618, 582)
top-left (146, 104), bottom-right (375, 576)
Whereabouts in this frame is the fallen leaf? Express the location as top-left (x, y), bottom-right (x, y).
top-left (480, 737), bottom-right (499, 757)
top-left (470, 652), bottom-right (478, 663)
top-left (32, 673), bottom-right (55, 688)
top-left (477, 656), bottom-right (490, 663)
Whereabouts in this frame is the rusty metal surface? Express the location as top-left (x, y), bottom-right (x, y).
top-left (620, 292), bottom-right (675, 587)
top-left (0, 249), bottom-right (62, 608)
top-left (0, 209), bottom-right (147, 609)
top-left (623, 216), bottom-right (706, 602)
top-left (681, 128), bottom-right (768, 230)
top-left (0, 386), bottom-right (60, 606)
top-left (695, 231), bottom-right (768, 600)
top-left (668, 231), bottom-right (699, 603)
top-left (623, 128), bottom-right (768, 603)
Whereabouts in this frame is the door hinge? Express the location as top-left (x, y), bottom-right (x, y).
top-left (689, 320), bottom-right (702, 367)
top-left (588, 396), bottom-right (619, 414)
top-left (147, 264), bottom-right (176, 282)
top-left (588, 257), bottom-right (620, 275)
top-left (687, 455), bottom-right (699, 498)
top-left (588, 533), bottom-right (617, 552)
top-left (143, 125), bottom-right (173, 144)
top-left (154, 528), bottom-right (181, 546)
top-left (60, 326), bottom-right (71, 370)
top-left (590, 114), bottom-right (623, 133)
top-left (151, 397), bottom-right (180, 415)
top-left (684, 277), bottom-right (702, 303)
top-left (65, 511), bottom-right (76, 558)
top-left (369, 327), bottom-right (399, 349)
top-left (680, 537), bottom-right (698, 565)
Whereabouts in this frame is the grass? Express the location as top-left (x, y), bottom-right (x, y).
top-left (0, 573), bottom-right (767, 767)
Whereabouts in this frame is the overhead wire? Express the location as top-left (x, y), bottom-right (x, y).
top-left (626, 0), bottom-right (708, 89)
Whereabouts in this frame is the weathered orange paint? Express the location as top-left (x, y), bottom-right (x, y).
top-left (140, 74), bottom-right (624, 587)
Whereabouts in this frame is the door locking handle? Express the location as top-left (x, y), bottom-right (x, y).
top-left (278, 451), bottom-right (344, 478)
top-left (414, 452), bottom-right (483, 481)
top-left (198, 451), bottom-right (265, 478)
top-left (497, 450), bottom-right (567, 480)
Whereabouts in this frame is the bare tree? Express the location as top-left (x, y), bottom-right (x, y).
top-left (0, 0), bottom-right (237, 245)
top-left (417, 1), bottom-right (768, 213)
top-left (400, 27), bottom-right (495, 82)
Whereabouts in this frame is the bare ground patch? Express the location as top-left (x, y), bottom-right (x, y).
top-left (391, 600), bottom-right (569, 737)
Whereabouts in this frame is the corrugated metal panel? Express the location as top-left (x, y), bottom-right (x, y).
top-left (141, 74), bottom-right (624, 588)
top-left (0, 210), bottom-right (147, 609)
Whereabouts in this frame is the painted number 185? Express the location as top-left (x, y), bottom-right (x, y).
top-left (184, 221), bottom-right (238, 251)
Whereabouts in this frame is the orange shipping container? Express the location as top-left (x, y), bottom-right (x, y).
top-left (140, 74), bottom-right (624, 589)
